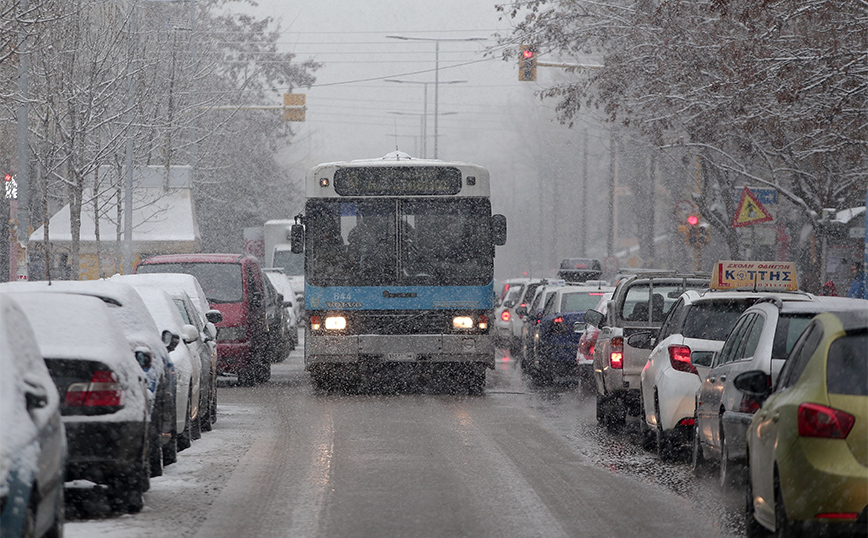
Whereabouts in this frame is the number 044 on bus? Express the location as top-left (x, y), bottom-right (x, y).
top-left (289, 151), bottom-right (507, 394)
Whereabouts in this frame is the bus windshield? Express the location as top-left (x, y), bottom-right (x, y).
top-left (306, 198), bottom-right (493, 287)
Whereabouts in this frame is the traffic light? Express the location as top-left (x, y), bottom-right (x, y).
top-left (518, 45), bottom-right (537, 81)
top-left (283, 93), bottom-right (306, 122)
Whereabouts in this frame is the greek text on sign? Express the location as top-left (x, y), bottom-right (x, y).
top-left (711, 261), bottom-right (799, 291)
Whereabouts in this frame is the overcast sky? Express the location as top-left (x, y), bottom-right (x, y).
top-left (235, 0), bottom-right (535, 167)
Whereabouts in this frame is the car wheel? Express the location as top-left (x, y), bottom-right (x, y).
top-left (108, 467), bottom-right (145, 514)
top-left (162, 422), bottom-right (178, 465)
top-left (178, 393), bottom-right (192, 451)
top-left (255, 360), bottom-right (271, 383)
top-left (45, 485), bottom-right (64, 538)
top-left (237, 364), bottom-right (256, 386)
top-left (191, 388), bottom-right (201, 441)
top-left (745, 463), bottom-right (771, 537)
top-left (22, 501), bottom-right (37, 538)
top-left (210, 381), bottom-right (218, 425)
top-left (773, 470), bottom-right (800, 537)
top-left (719, 431), bottom-right (743, 489)
top-left (691, 419), bottom-right (711, 477)
top-left (466, 365), bottom-right (485, 395)
top-left (149, 419), bottom-right (163, 478)
top-left (638, 391), bottom-right (656, 451)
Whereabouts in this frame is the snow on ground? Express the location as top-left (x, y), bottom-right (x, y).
top-left (65, 402), bottom-right (263, 538)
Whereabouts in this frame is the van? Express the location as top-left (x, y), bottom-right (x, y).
top-left (135, 253), bottom-right (274, 385)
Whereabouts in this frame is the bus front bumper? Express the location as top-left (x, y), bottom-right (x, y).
top-left (305, 333), bottom-right (495, 369)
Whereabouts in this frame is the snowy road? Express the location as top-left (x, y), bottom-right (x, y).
top-left (66, 345), bottom-right (743, 537)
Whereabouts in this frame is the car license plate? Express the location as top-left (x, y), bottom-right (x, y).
top-left (387, 353), bottom-right (416, 362)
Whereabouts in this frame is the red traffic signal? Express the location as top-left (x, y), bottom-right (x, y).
top-left (687, 215), bottom-right (699, 226)
top-left (519, 45), bottom-right (537, 82)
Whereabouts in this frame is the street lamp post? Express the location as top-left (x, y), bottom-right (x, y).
top-left (385, 79), bottom-right (465, 158)
top-left (385, 35), bottom-right (484, 158)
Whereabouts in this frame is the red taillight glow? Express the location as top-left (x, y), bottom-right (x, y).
top-left (610, 337), bottom-right (623, 369)
top-left (815, 512), bottom-right (858, 520)
top-left (738, 395), bottom-right (762, 414)
top-left (478, 314), bottom-right (489, 330)
top-left (310, 315), bottom-right (322, 330)
top-left (668, 345), bottom-right (697, 375)
top-left (501, 310), bottom-right (510, 322)
top-left (677, 417), bottom-right (695, 427)
top-left (65, 370), bottom-right (123, 407)
top-left (553, 316), bottom-right (564, 324)
top-left (798, 403), bottom-right (855, 439)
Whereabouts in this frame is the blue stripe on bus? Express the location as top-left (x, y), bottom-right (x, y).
top-left (306, 284), bottom-right (494, 310)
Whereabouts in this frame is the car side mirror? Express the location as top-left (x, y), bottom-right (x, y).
top-left (290, 224), bottom-right (305, 253)
top-left (181, 324), bottom-right (200, 344)
top-left (134, 346), bottom-right (153, 369)
top-left (205, 322), bottom-right (217, 342)
top-left (22, 373), bottom-right (49, 411)
top-left (206, 309), bottom-right (223, 324)
top-left (491, 214), bottom-right (507, 246)
top-left (584, 309), bottom-right (604, 328)
top-left (626, 331), bottom-right (655, 350)
top-left (733, 370), bottom-right (772, 400)
top-left (161, 330), bottom-right (180, 352)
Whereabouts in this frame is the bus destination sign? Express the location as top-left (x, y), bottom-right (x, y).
top-left (334, 166), bottom-right (463, 196)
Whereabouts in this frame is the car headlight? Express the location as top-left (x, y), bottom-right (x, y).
top-left (324, 316), bottom-right (346, 330)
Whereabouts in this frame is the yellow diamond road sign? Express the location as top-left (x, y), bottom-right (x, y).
top-left (731, 187), bottom-right (773, 228)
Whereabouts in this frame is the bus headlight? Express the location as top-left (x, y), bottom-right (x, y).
top-left (324, 316), bottom-right (347, 330)
top-left (453, 316), bottom-right (474, 330)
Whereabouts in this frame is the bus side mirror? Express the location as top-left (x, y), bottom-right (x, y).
top-left (491, 214), bottom-right (507, 246)
top-left (290, 224), bottom-right (305, 253)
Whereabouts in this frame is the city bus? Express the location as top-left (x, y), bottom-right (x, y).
top-left (290, 151), bottom-right (507, 393)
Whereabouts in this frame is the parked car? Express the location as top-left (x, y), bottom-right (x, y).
top-left (0, 294), bottom-right (66, 538)
top-left (111, 272), bottom-right (221, 428)
top-left (693, 295), bottom-right (868, 487)
top-left (135, 253), bottom-right (272, 385)
top-left (133, 286), bottom-right (204, 452)
top-left (0, 280), bottom-right (176, 478)
top-left (634, 289), bottom-right (801, 460)
top-left (584, 271), bottom-right (710, 427)
top-left (494, 284), bottom-right (524, 350)
top-left (738, 309), bottom-right (868, 537)
top-left (576, 291), bottom-right (613, 388)
top-left (262, 273), bottom-right (291, 362)
top-left (527, 283), bottom-right (614, 384)
top-left (517, 279), bottom-right (566, 370)
top-left (13, 292), bottom-right (151, 513)
top-left (263, 268), bottom-right (301, 351)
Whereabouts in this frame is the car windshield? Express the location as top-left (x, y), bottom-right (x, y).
top-left (826, 332), bottom-right (868, 396)
top-left (306, 198), bottom-right (493, 286)
top-left (681, 300), bottom-right (755, 340)
top-left (137, 262), bottom-right (243, 304)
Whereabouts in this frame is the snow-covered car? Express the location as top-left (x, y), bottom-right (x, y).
top-left (13, 292), bottom-right (151, 514)
top-left (263, 268), bottom-right (300, 350)
top-left (633, 289), bottom-right (788, 460)
top-left (134, 286), bottom-right (205, 453)
top-left (0, 280), bottom-right (176, 479)
top-left (0, 294), bottom-right (66, 538)
top-left (112, 273), bottom-right (220, 428)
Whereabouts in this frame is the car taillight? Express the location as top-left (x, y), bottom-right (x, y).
top-left (738, 394), bottom-right (762, 414)
top-left (677, 417), bottom-right (695, 427)
top-left (478, 314), bottom-right (489, 330)
top-left (798, 403), bottom-right (855, 439)
top-left (610, 337), bottom-right (623, 369)
top-left (668, 345), bottom-right (697, 375)
top-left (65, 370), bottom-right (123, 407)
top-left (501, 310), bottom-right (510, 322)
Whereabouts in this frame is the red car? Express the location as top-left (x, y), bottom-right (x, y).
top-left (136, 253), bottom-right (278, 385)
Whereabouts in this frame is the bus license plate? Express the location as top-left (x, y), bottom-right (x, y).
top-left (387, 353), bottom-right (417, 362)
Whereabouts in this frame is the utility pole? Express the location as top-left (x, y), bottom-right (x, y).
top-left (385, 35), bottom-right (485, 158)
top-left (16, 0), bottom-right (30, 249)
